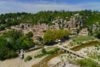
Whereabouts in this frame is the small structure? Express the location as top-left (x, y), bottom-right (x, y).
top-left (79, 28), bottom-right (89, 36)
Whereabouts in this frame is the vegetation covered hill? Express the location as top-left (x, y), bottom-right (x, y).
top-left (0, 10), bottom-right (100, 31)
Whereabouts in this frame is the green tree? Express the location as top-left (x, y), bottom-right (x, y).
top-left (17, 36), bottom-right (34, 49)
top-left (95, 32), bottom-right (100, 39)
top-left (43, 29), bottom-right (70, 44)
top-left (0, 30), bottom-right (34, 60)
top-left (26, 32), bottom-right (33, 38)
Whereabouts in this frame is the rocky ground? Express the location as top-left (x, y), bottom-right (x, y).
top-left (48, 54), bottom-right (79, 67)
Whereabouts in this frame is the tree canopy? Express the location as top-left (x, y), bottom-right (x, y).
top-left (0, 29), bottom-right (34, 60)
top-left (43, 29), bottom-right (70, 44)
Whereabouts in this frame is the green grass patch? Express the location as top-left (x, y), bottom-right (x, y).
top-left (72, 36), bottom-right (95, 45)
top-left (77, 58), bottom-right (100, 67)
top-left (34, 48), bottom-right (59, 58)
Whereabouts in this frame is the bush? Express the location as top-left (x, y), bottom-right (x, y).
top-left (47, 48), bottom-right (59, 54)
top-left (42, 48), bottom-right (47, 54)
top-left (95, 32), bottom-right (100, 39)
top-left (24, 55), bottom-right (32, 62)
top-left (0, 49), bottom-right (18, 60)
top-left (26, 32), bottom-right (33, 38)
top-left (34, 54), bottom-right (44, 58)
top-left (17, 36), bottom-right (34, 50)
top-left (0, 24), bottom-right (6, 31)
top-left (5, 50), bottom-right (18, 59)
top-left (77, 59), bottom-right (100, 67)
top-left (34, 48), bottom-right (59, 58)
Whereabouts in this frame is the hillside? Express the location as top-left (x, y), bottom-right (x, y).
top-left (0, 10), bottom-right (100, 31)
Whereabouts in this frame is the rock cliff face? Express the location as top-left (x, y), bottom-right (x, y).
top-left (51, 13), bottom-right (83, 34)
top-left (65, 14), bottom-right (83, 29)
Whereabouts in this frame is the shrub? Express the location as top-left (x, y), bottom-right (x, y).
top-left (17, 36), bottom-right (34, 50)
top-left (34, 48), bottom-right (59, 58)
top-left (42, 48), bottom-right (47, 54)
top-left (0, 24), bottom-right (6, 31)
top-left (5, 50), bottom-right (18, 59)
top-left (95, 32), bottom-right (100, 39)
top-left (77, 59), bottom-right (100, 67)
top-left (0, 49), bottom-right (18, 60)
top-left (24, 55), bottom-right (32, 62)
top-left (47, 48), bottom-right (59, 54)
top-left (34, 54), bottom-right (44, 58)
top-left (26, 32), bottom-right (33, 38)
